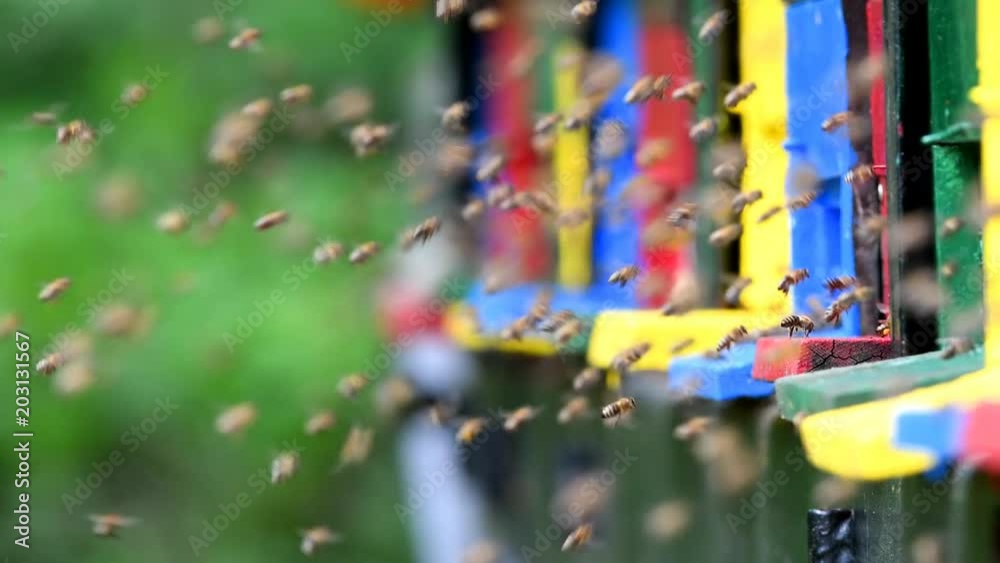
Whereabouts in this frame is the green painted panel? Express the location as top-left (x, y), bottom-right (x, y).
top-left (927, 0), bottom-right (979, 136)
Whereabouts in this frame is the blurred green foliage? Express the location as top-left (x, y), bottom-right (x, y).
top-left (0, 0), bottom-right (439, 561)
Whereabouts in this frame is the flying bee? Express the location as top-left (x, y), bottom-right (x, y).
top-left (636, 138), bottom-right (671, 167)
top-left (0, 313), bottom-right (19, 338)
top-left (723, 82), bottom-right (757, 110)
top-left (666, 202), bottom-right (698, 229)
top-left (756, 205), bottom-right (784, 224)
top-left (157, 209), bottom-right (189, 234)
top-left (120, 83), bottom-right (148, 107)
top-left (608, 265), bottom-right (640, 287)
top-left (601, 397), bottom-right (637, 424)
top-left (476, 153), bottom-right (507, 183)
top-left (780, 314), bottom-right (815, 337)
top-left (940, 216), bottom-right (963, 237)
top-left (442, 102), bottom-right (471, 132)
top-left (713, 159), bottom-right (745, 187)
top-left (436, 0), bottom-right (466, 20)
top-left (300, 526), bottom-right (341, 556)
top-left (456, 417), bottom-right (488, 444)
top-left (305, 410), bottom-right (336, 435)
top-left (216, 402), bottom-right (258, 435)
top-left (503, 406), bottom-right (542, 432)
top-left (349, 122), bottom-right (395, 157)
top-left (532, 132), bottom-right (556, 157)
top-left (313, 241), bottom-right (345, 264)
top-left (624, 74), bottom-right (672, 104)
top-left (562, 523), bottom-right (594, 551)
top-left (661, 271), bottom-right (700, 316)
top-left (462, 541), bottom-right (500, 563)
top-left (528, 288), bottom-right (553, 323)
top-left (821, 111), bottom-right (851, 133)
top-left (698, 9), bottom-right (729, 42)
top-left (689, 117), bottom-right (718, 142)
top-left (813, 477), bottom-right (860, 507)
top-left (671, 80), bottom-right (706, 104)
top-left (280, 84), bottom-right (313, 105)
top-left (229, 27), bottom-right (262, 50)
top-left (941, 260), bottom-right (958, 279)
top-left (564, 97), bottom-right (598, 130)
top-left (584, 168), bottom-right (611, 198)
top-left (644, 500), bottom-right (692, 542)
top-left (485, 183), bottom-right (514, 207)
top-left (716, 325), bottom-right (748, 352)
top-left (36, 351), bottom-right (65, 375)
top-left (571, 0), bottom-right (598, 23)
top-left (557, 396), bottom-right (591, 424)
top-left (462, 199), bottom-right (486, 221)
top-left (786, 191), bottom-right (818, 211)
top-left (670, 337), bottom-right (695, 354)
top-left (271, 450), bottom-right (300, 484)
top-left (941, 336), bottom-right (974, 359)
top-left (731, 190), bottom-right (762, 214)
top-left (611, 343), bottom-right (651, 372)
top-left (674, 416), bottom-right (714, 440)
top-left (777, 268), bottom-right (810, 295)
top-left (724, 277), bottom-right (752, 307)
top-left (401, 216), bottom-right (443, 250)
top-left (470, 7), bottom-right (502, 31)
top-left (500, 315), bottom-right (534, 341)
top-left (242, 97), bottom-right (273, 117)
top-left (337, 425), bottom-right (374, 470)
top-left (56, 119), bottom-right (94, 144)
top-left (39, 277), bottom-right (72, 302)
top-left (844, 164), bottom-right (876, 186)
top-left (349, 241), bottom-right (380, 264)
top-left (709, 223), bottom-right (742, 246)
top-left (539, 310), bottom-right (575, 332)
top-left (556, 207), bottom-right (591, 229)
top-left (534, 112), bottom-right (562, 135)
top-left (254, 210), bottom-right (289, 231)
top-left (555, 318), bottom-right (583, 345)
top-left (89, 514), bottom-right (138, 538)
top-left (824, 286), bottom-right (873, 324)
top-left (876, 314), bottom-right (892, 337)
top-left (338, 373), bottom-right (369, 399)
top-left (824, 275), bottom-right (857, 294)
top-left (207, 201), bottom-right (237, 230)
top-left (572, 367), bottom-right (603, 391)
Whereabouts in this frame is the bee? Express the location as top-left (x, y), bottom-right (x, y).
top-left (713, 160), bottom-right (745, 187)
top-left (697, 9), bottom-right (729, 42)
top-left (813, 477), bottom-right (860, 507)
top-left (401, 216), bottom-right (443, 250)
top-left (427, 402), bottom-right (457, 426)
top-left (470, 7), bottom-right (502, 31)
top-left (557, 396), bottom-right (591, 424)
top-left (644, 500), bottom-right (691, 542)
top-left (229, 27), bottom-right (262, 50)
top-left (562, 523), bottom-right (594, 551)
top-left (338, 373), bottom-right (369, 399)
top-left (786, 191), bottom-right (818, 211)
top-left (532, 132), bottom-right (556, 157)
top-left (120, 83), bottom-right (148, 107)
top-left (313, 241), bottom-right (345, 264)
top-left (509, 40), bottom-right (542, 79)
top-left (724, 277), bottom-right (752, 307)
top-left (442, 102), bottom-right (471, 132)
top-left (462, 198), bottom-right (486, 221)
top-left (636, 138), bottom-right (671, 167)
top-left (571, 0), bottom-right (598, 23)
top-left (756, 205), bottom-right (784, 224)
top-left (462, 541), bottom-right (500, 563)
top-left (534, 112), bottom-right (562, 135)
top-left (844, 164), bottom-right (876, 186)
top-left (624, 75), bottom-right (672, 104)
top-left (824, 286), bottom-right (873, 324)
top-left (456, 417), bottom-right (488, 444)
top-left (821, 111), bottom-right (851, 133)
top-left (611, 343), bottom-right (651, 373)
top-left (689, 117), bottom-right (718, 142)
top-left (941, 336), bottom-right (974, 359)
top-left (716, 325), bottom-right (748, 352)
top-left (56, 119), bottom-right (94, 144)
top-left (280, 84), bottom-right (313, 105)
top-left (193, 16), bottom-right (225, 44)
top-left (723, 82), bottom-right (757, 110)
top-left (94, 304), bottom-right (141, 337)
top-left (36, 352), bottom-right (65, 375)
top-left (608, 265), bottom-right (640, 287)
top-left (0, 313), bottom-right (19, 338)
top-left (585, 168), bottom-right (612, 198)
top-left (324, 87), bottom-right (373, 125)
top-left (476, 153), bottom-right (507, 183)
top-left (777, 268), bottom-right (810, 295)
top-left (436, 0), bottom-right (466, 21)
top-left (709, 223), bottom-right (742, 246)
top-left (573, 367), bottom-right (603, 391)
top-left (254, 210), bottom-right (289, 231)
top-left (669, 337), bottom-right (695, 354)
top-left (207, 201), bottom-right (237, 229)
top-left (876, 314), bottom-right (892, 337)
top-left (730, 190), bottom-right (762, 214)
top-left (349, 241), bottom-right (380, 264)
top-left (485, 183), bottom-right (514, 207)
top-left (503, 406), bottom-right (542, 432)
top-left (215, 402), bottom-right (258, 435)
top-left (556, 208), bottom-right (591, 229)
top-left (337, 425), bottom-right (374, 470)
top-left (89, 514), bottom-right (138, 538)
top-left (300, 526), bottom-right (341, 556)
top-left (780, 314), bottom-right (815, 337)
top-left (911, 534), bottom-right (945, 563)
top-left (527, 288), bottom-right (553, 323)
top-left (349, 122), bottom-right (395, 157)
top-left (271, 450), bottom-right (299, 484)
top-left (940, 216), bottom-right (963, 237)
top-left (674, 416), bottom-right (714, 440)
top-left (305, 410), bottom-right (336, 435)
top-left (671, 80), bottom-right (706, 104)
top-left (941, 260), bottom-right (958, 279)
top-left (39, 277), bottom-right (72, 302)
top-left (595, 120), bottom-right (628, 160)
top-left (157, 209), bottom-right (189, 234)
top-left (30, 110), bottom-right (60, 126)
top-left (538, 310), bottom-right (575, 332)
top-left (563, 97), bottom-right (598, 130)
top-left (660, 271), bottom-right (700, 315)
top-left (824, 275), bottom-right (857, 294)
top-left (666, 202), bottom-right (698, 229)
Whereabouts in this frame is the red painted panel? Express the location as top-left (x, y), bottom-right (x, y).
top-left (962, 403), bottom-right (1000, 474)
top-left (867, 0), bottom-right (890, 307)
top-left (637, 24), bottom-right (695, 306)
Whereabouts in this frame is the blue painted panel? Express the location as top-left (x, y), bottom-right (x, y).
top-left (893, 407), bottom-right (968, 461)
top-left (667, 343), bottom-right (775, 400)
top-left (784, 0), bottom-right (856, 180)
top-left (590, 0), bottom-right (641, 307)
top-left (464, 283), bottom-right (633, 335)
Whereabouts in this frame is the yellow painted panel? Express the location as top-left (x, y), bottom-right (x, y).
top-left (974, 0), bottom-right (1000, 116)
top-left (586, 308), bottom-right (786, 371)
top-left (800, 370), bottom-right (1000, 480)
top-left (443, 304), bottom-right (559, 356)
top-left (554, 42), bottom-right (592, 288)
top-left (736, 0), bottom-right (790, 312)
top-left (983, 119), bottom-right (1000, 367)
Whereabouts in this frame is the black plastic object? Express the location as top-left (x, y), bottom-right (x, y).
top-left (807, 508), bottom-right (861, 563)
